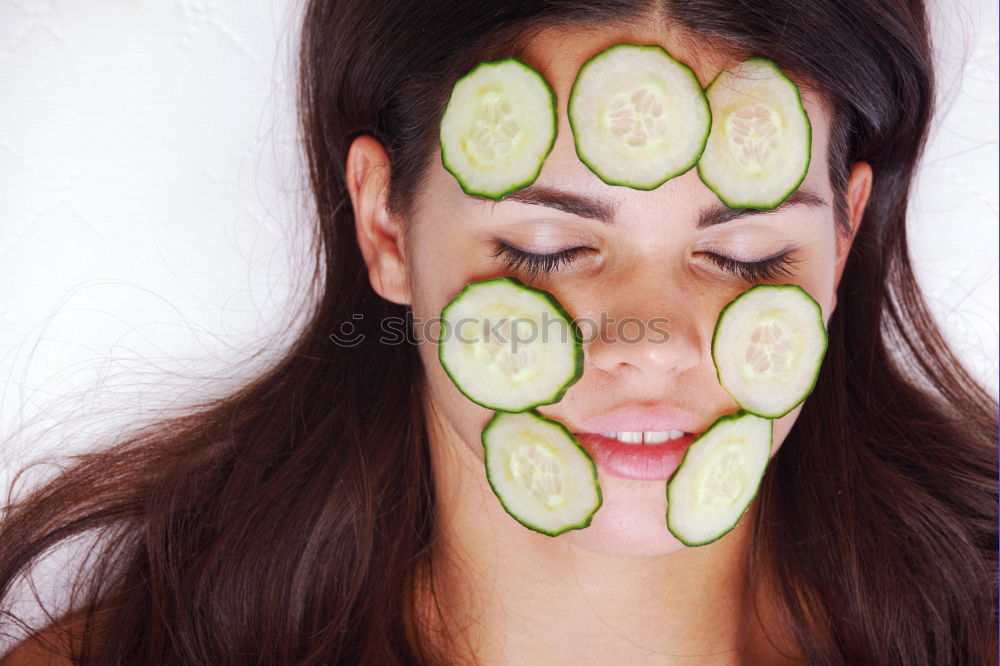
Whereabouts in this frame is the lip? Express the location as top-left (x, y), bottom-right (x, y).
top-left (567, 405), bottom-right (707, 481)
top-left (573, 405), bottom-right (706, 435)
top-left (574, 432), bottom-right (698, 481)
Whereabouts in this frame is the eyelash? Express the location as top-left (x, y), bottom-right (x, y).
top-left (490, 241), bottom-right (591, 280)
top-left (491, 240), bottom-right (798, 283)
top-left (703, 251), bottom-right (799, 282)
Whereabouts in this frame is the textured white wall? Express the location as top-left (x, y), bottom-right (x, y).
top-left (913, 0), bottom-right (998, 395)
top-left (0, 1), bottom-right (313, 486)
top-left (0, 0), bottom-right (997, 487)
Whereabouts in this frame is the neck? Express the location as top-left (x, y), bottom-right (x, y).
top-left (417, 407), bottom-right (800, 665)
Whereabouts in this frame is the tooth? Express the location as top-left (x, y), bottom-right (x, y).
top-left (617, 430), bottom-right (643, 444)
top-left (600, 432), bottom-right (617, 438)
top-left (643, 431), bottom-right (670, 444)
top-left (669, 429), bottom-right (685, 439)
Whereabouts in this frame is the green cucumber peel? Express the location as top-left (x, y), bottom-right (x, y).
top-left (439, 58), bottom-right (558, 200)
top-left (482, 410), bottom-right (603, 536)
top-left (438, 276), bottom-right (584, 412)
top-left (568, 43), bottom-right (711, 190)
top-left (696, 57), bottom-right (812, 210)
top-left (665, 410), bottom-right (773, 547)
top-left (711, 284), bottom-right (827, 419)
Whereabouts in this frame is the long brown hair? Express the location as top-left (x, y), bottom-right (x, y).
top-left (1, 1), bottom-right (996, 664)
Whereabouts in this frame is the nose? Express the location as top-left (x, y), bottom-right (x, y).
top-left (579, 272), bottom-right (705, 380)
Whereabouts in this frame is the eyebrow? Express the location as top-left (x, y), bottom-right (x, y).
top-left (696, 188), bottom-right (829, 228)
top-left (502, 185), bottom-right (618, 225)
top-left (498, 184), bottom-right (827, 227)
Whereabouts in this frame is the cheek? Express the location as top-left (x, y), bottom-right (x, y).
top-left (764, 235), bottom-right (841, 457)
top-left (770, 402), bottom-right (804, 458)
top-left (404, 215), bottom-right (499, 452)
top-left (410, 293), bottom-right (495, 464)
top-left (795, 229), bottom-right (841, 323)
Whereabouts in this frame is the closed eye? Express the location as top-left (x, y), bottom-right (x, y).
top-left (703, 251), bottom-right (799, 283)
top-left (490, 240), bottom-right (591, 280)
top-left (490, 239), bottom-right (798, 284)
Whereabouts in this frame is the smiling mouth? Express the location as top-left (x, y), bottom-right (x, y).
top-left (594, 430), bottom-right (692, 445)
top-left (573, 431), bottom-right (700, 481)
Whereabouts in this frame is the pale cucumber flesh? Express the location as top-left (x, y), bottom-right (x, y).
top-left (666, 411), bottom-right (772, 546)
top-left (438, 277), bottom-right (583, 412)
top-left (569, 43), bottom-right (710, 189)
top-left (439, 59), bottom-right (556, 199)
top-left (712, 284), bottom-right (827, 418)
top-left (697, 57), bottom-right (811, 209)
top-left (483, 410), bottom-right (602, 536)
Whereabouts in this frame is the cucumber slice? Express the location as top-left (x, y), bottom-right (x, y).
top-left (439, 58), bottom-right (557, 199)
top-left (438, 277), bottom-right (583, 412)
top-left (568, 43), bottom-right (710, 190)
top-left (696, 58), bottom-right (811, 209)
top-left (712, 284), bottom-right (827, 418)
top-left (666, 411), bottom-right (772, 546)
top-left (483, 410), bottom-right (602, 536)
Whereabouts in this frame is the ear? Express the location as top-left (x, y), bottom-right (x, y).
top-left (830, 162), bottom-right (872, 311)
top-left (346, 135), bottom-right (411, 304)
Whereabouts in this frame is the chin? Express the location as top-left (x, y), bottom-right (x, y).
top-left (562, 473), bottom-right (690, 557)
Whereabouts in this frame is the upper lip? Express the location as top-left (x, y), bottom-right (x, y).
top-left (567, 404), bottom-right (709, 435)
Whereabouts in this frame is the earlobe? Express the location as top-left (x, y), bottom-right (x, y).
top-left (346, 135), bottom-right (411, 305)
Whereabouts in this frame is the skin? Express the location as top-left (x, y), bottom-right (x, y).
top-left (348, 21), bottom-right (872, 666)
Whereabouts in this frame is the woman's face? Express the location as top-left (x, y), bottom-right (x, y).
top-left (388, 24), bottom-right (867, 556)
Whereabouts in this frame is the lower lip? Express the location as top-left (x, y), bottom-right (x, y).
top-left (574, 433), bottom-right (698, 481)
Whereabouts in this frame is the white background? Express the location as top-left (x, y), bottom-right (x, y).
top-left (1, 0), bottom-right (997, 488)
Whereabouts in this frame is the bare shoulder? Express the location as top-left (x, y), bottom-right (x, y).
top-left (0, 637), bottom-right (75, 666)
top-left (0, 614), bottom-right (87, 666)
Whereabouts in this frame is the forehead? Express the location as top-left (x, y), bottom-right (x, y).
top-left (519, 19), bottom-right (827, 105)
top-left (509, 21), bottom-right (833, 200)
top-left (521, 21), bottom-right (725, 86)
